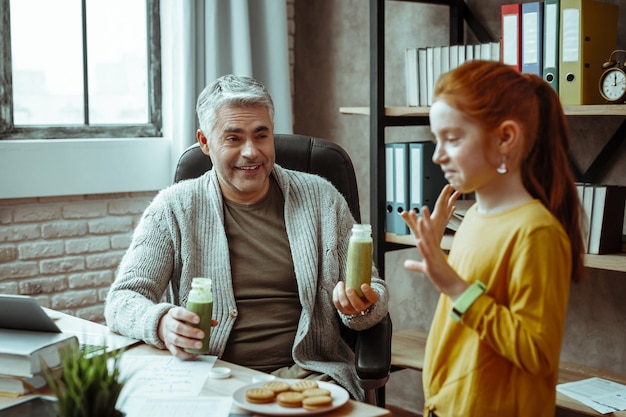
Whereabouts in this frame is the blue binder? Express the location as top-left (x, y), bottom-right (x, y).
top-left (408, 142), bottom-right (447, 216)
top-left (521, 2), bottom-right (543, 76)
top-left (389, 143), bottom-right (409, 235)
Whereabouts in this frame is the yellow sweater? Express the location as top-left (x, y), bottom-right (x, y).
top-left (424, 200), bottom-right (571, 417)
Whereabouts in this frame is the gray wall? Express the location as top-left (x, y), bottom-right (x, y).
top-left (293, 0), bottom-right (626, 413)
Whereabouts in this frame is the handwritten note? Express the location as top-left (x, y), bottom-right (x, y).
top-left (118, 355), bottom-right (217, 397)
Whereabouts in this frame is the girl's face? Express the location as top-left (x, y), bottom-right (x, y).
top-left (429, 99), bottom-right (500, 194)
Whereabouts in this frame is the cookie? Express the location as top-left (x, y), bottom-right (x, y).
top-left (276, 391), bottom-right (304, 408)
top-left (302, 394), bottom-right (333, 410)
top-left (290, 380), bottom-right (319, 392)
top-left (302, 388), bottom-right (332, 398)
top-left (262, 380), bottom-right (291, 394)
top-left (245, 388), bottom-right (275, 404)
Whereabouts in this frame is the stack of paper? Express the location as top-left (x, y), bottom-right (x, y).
top-left (446, 200), bottom-right (476, 232)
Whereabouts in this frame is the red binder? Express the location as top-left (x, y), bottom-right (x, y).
top-left (501, 3), bottom-right (522, 72)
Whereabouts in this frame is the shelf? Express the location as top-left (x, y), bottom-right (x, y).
top-left (584, 253), bottom-right (626, 273)
top-left (341, 104), bottom-right (626, 117)
top-left (385, 232), bottom-right (454, 251)
top-left (385, 233), bottom-right (626, 273)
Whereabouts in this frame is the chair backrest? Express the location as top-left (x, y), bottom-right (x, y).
top-left (174, 133), bottom-right (361, 223)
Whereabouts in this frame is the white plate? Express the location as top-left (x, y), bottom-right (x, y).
top-left (232, 378), bottom-right (350, 416)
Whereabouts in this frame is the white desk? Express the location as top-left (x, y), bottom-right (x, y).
top-left (0, 311), bottom-right (390, 417)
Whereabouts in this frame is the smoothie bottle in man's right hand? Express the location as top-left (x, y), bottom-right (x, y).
top-left (346, 224), bottom-right (373, 297)
top-left (185, 277), bottom-right (213, 354)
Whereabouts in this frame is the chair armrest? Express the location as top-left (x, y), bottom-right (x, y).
top-left (354, 313), bottom-right (392, 380)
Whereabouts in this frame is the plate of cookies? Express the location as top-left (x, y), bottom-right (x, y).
top-left (232, 378), bottom-right (350, 415)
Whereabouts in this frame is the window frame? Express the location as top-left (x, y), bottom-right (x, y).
top-left (0, 0), bottom-right (162, 140)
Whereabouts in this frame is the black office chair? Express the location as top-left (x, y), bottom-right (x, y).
top-left (174, 133), bottom-right (392, 406)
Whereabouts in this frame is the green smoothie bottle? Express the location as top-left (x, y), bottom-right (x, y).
top-left (346, 224), bottom-right (373, 298)
top-left (185, 277), bottom-right (213, 354)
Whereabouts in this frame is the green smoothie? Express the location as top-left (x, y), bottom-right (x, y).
top-left (346, 224), bottom-right (373, 298)
top-left (185, 277), bottom-right (213, 354)
top-left (185, 299), bottom-right (213, 354)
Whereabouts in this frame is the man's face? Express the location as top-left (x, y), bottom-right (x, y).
top-left (200, 105), bottom-right (275, 204)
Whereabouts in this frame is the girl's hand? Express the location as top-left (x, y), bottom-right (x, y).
top-left (401, 184), bottom-right (461, 241)
top-left (401, 186), bottom-right (467, 300)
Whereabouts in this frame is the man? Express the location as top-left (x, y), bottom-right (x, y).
top-left (104, 74), bottom-right (388, 400)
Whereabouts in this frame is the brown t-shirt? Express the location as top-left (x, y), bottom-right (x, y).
top-left (220, 177), bottom-right (301, 372)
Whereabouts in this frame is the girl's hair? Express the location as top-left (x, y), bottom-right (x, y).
top-left (434, 60), bottom-right (585, 282)
top-left (196, 74), bottom-right (275, 135)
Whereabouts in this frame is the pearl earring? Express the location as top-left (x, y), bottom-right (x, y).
top-left (497, 157), bottom-right (508, 174)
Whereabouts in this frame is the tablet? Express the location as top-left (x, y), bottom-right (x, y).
top-left (0, 294), bottom-right (61, 333)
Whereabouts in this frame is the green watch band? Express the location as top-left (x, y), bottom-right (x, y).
top-left (451, 280), bottom-right (486, 322)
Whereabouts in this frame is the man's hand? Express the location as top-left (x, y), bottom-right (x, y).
top-left (333, 281), bottom-right (378, 316)
top-left (157, 307), bottom-right (217, 359)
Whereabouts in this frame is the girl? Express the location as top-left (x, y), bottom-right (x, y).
top-left (402, 60), bottom-right (585, 417)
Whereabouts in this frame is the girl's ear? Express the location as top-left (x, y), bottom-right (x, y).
top-left (498, 120), bottom-right (521, 153)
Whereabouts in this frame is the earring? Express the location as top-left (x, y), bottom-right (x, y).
top-left (497, 157), bottom-right (508, 174)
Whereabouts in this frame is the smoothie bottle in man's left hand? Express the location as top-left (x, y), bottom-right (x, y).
top-left (346, 224), bottom-right (373, 297)
top-left (185, 277), bottom-right (213, 354)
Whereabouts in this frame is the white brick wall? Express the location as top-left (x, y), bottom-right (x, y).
top-left (0, 1), bottom-right (296, 324)
top-left (0, 192), bottom-right (156, 323)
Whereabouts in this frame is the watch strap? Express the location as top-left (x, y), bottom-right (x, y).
top-left (451, 281), bottom-right (486, 322)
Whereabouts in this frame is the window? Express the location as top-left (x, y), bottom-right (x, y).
top-left (0, 0), bottom-right (161, 139)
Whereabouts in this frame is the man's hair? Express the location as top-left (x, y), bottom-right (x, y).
top-left (196, 74), bottom-right (275, 135)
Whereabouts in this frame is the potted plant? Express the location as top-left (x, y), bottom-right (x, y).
top-left (44, 345), bottom-right (127, 417)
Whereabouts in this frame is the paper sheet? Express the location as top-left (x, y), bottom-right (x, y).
top-left (557, 377), bottom-right (626, 414)
top-left (122, 396), bottom-right (232, 417)
top-left (118, 355), bottom-right (217, 397)
top-left (117, 355), bottom-right (226, 417)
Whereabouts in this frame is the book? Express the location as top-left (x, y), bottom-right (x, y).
top-left (441, 45), bottom-right (450, 75)
top-left (465, 43), bottom-right (474, 62)
top-left (405, 47), bottom-right (419, 107)
top-left (0, 396), bottom-right (57, 417)
top-left (426, 46), bottom-right (435, 105)
top-left (0, 373), bottom-right (48, 396)
top-left (449, 45), bottom-right (459, 71)
top-left (418, 48), bottom-right (428, 106)
top-left (0, 329), bottom-right (78, 378)
top-left (588, 185), bottom-right (626, 255)
top-left (581, 183), bottom-right (595, 252)
top-left (446, 199), bottom-right (476, 232)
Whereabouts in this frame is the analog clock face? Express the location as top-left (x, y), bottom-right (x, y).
top-left (600, 68), bottom-right (626, 103)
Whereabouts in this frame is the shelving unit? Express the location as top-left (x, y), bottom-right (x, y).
top-left (354, 0), bottom-right (626, 275)
top-left (343, 2), bottom-right (626, 412)
top-left (367, 0), bottom-right (493, 276)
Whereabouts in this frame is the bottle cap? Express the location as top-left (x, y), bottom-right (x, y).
top-left (352, 223), bottom-right (372, 232)
top-left (209, 367), bottom-right (231, 379)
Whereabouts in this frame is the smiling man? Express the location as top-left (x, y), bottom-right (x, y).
top-left (104, 75), bottom-right (389, 401)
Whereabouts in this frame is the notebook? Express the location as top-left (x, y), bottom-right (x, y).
top-left (0, 294), bottom-right (138, 355)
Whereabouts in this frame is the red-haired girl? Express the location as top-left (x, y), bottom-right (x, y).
top-left (402, 60), bottom-right (585, 417)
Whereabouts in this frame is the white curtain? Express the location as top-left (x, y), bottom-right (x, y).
top-left (161, 0), bottom-right (293, 165)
